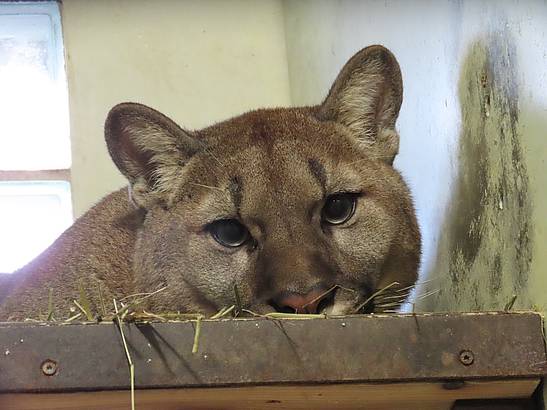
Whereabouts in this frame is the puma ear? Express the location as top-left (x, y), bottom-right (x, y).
top-left (105, 102), bottom-right (201, 208)
top-left (317, 45), bottom-right (403, 164)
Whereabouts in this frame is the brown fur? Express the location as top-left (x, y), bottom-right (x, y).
top-left (0, 45), bottom-right (420, 320)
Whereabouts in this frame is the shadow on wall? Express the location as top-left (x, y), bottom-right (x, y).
top-left (418, 33), bottom-right (536, 312)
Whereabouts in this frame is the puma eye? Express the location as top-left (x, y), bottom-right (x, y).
top-left (209, 219), bottom-right (249, 247)
top-left (322, 193), bottom-right (357, 225)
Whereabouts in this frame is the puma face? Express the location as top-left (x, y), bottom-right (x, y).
top-left (105, 45), bottom-right (420, 315)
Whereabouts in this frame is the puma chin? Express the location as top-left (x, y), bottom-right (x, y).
top-left (0, 45), bottom-right (420, 320)
top-left (110, 45), bottom-right (420, 316)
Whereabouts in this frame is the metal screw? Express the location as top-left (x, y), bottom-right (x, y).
top-left (41, 359), bottom-right (58, 376)
top-left (459, 350), bottom-right (474, 366)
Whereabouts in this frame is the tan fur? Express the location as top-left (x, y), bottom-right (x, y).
top-left (0, 45), bottom-right (420, 320)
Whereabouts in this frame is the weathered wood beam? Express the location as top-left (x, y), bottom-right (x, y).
top-left (0, 312), bottom-right (545, 409)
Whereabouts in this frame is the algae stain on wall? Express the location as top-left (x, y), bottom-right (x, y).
top-left (421, 34), bottom-right (533, 312)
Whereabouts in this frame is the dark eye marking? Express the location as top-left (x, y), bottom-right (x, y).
top-left (208, 219), bottom-right (250, 247)
top-left (228, 176), bottom-right (243, 213)
top-left (321, 193), bottom-right (358, 225)
top-left (308, 158), bottom-right (326, 192)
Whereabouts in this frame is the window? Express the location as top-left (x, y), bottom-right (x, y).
top-left (0, 2), bottom-right (72, 273)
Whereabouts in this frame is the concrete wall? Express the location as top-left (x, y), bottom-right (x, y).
top-left (61, 0), bottom-right (291, 217)
top-left (284, 1), bottom-right (547, 314)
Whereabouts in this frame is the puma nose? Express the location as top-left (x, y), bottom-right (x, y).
top-left (274, 289), bottom-right (330, 314)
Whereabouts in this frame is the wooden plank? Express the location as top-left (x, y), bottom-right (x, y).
top-left (0, 312), bottom-right (545, 393)
top-left (0, 379), bottom-right (540, 410)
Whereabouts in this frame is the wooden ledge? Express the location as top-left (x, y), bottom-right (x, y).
top-left (0, 312), bottom-right (545, 409)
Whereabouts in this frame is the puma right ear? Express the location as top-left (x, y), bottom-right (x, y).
top-left (317, 45), bottom-right (403, 164)
top-left (105, 102), bottom-right (201, 208)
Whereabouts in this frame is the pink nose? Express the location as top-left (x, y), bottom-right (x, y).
top-left (275, 289), bottom-right (329, 314)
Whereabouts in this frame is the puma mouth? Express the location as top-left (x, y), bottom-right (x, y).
top-left (316, 289), bottom-right (336, 314)
top-left (326, 288), bottom-right (376, 315)
top-left (265, 286), bottom-right (406, 315)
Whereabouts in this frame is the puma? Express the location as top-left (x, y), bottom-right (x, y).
top-left (0, 45), bottom-right (420, 321)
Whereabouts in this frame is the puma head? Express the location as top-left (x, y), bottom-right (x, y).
top-left (104, 45), bottom-right (420, 315)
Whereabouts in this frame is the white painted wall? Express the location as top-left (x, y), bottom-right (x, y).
top-left (61, 0), bottom-right (291, 216)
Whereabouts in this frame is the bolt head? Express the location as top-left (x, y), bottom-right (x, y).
top-left (459, 350), bottom-right (474, 366)
top-left (41, 359), bottom-right (58, 376)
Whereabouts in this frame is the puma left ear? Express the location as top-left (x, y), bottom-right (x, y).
top-left (105, 102), bottom-right (201, 208)
top-left (317, 45), bottom-right (403, 164)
